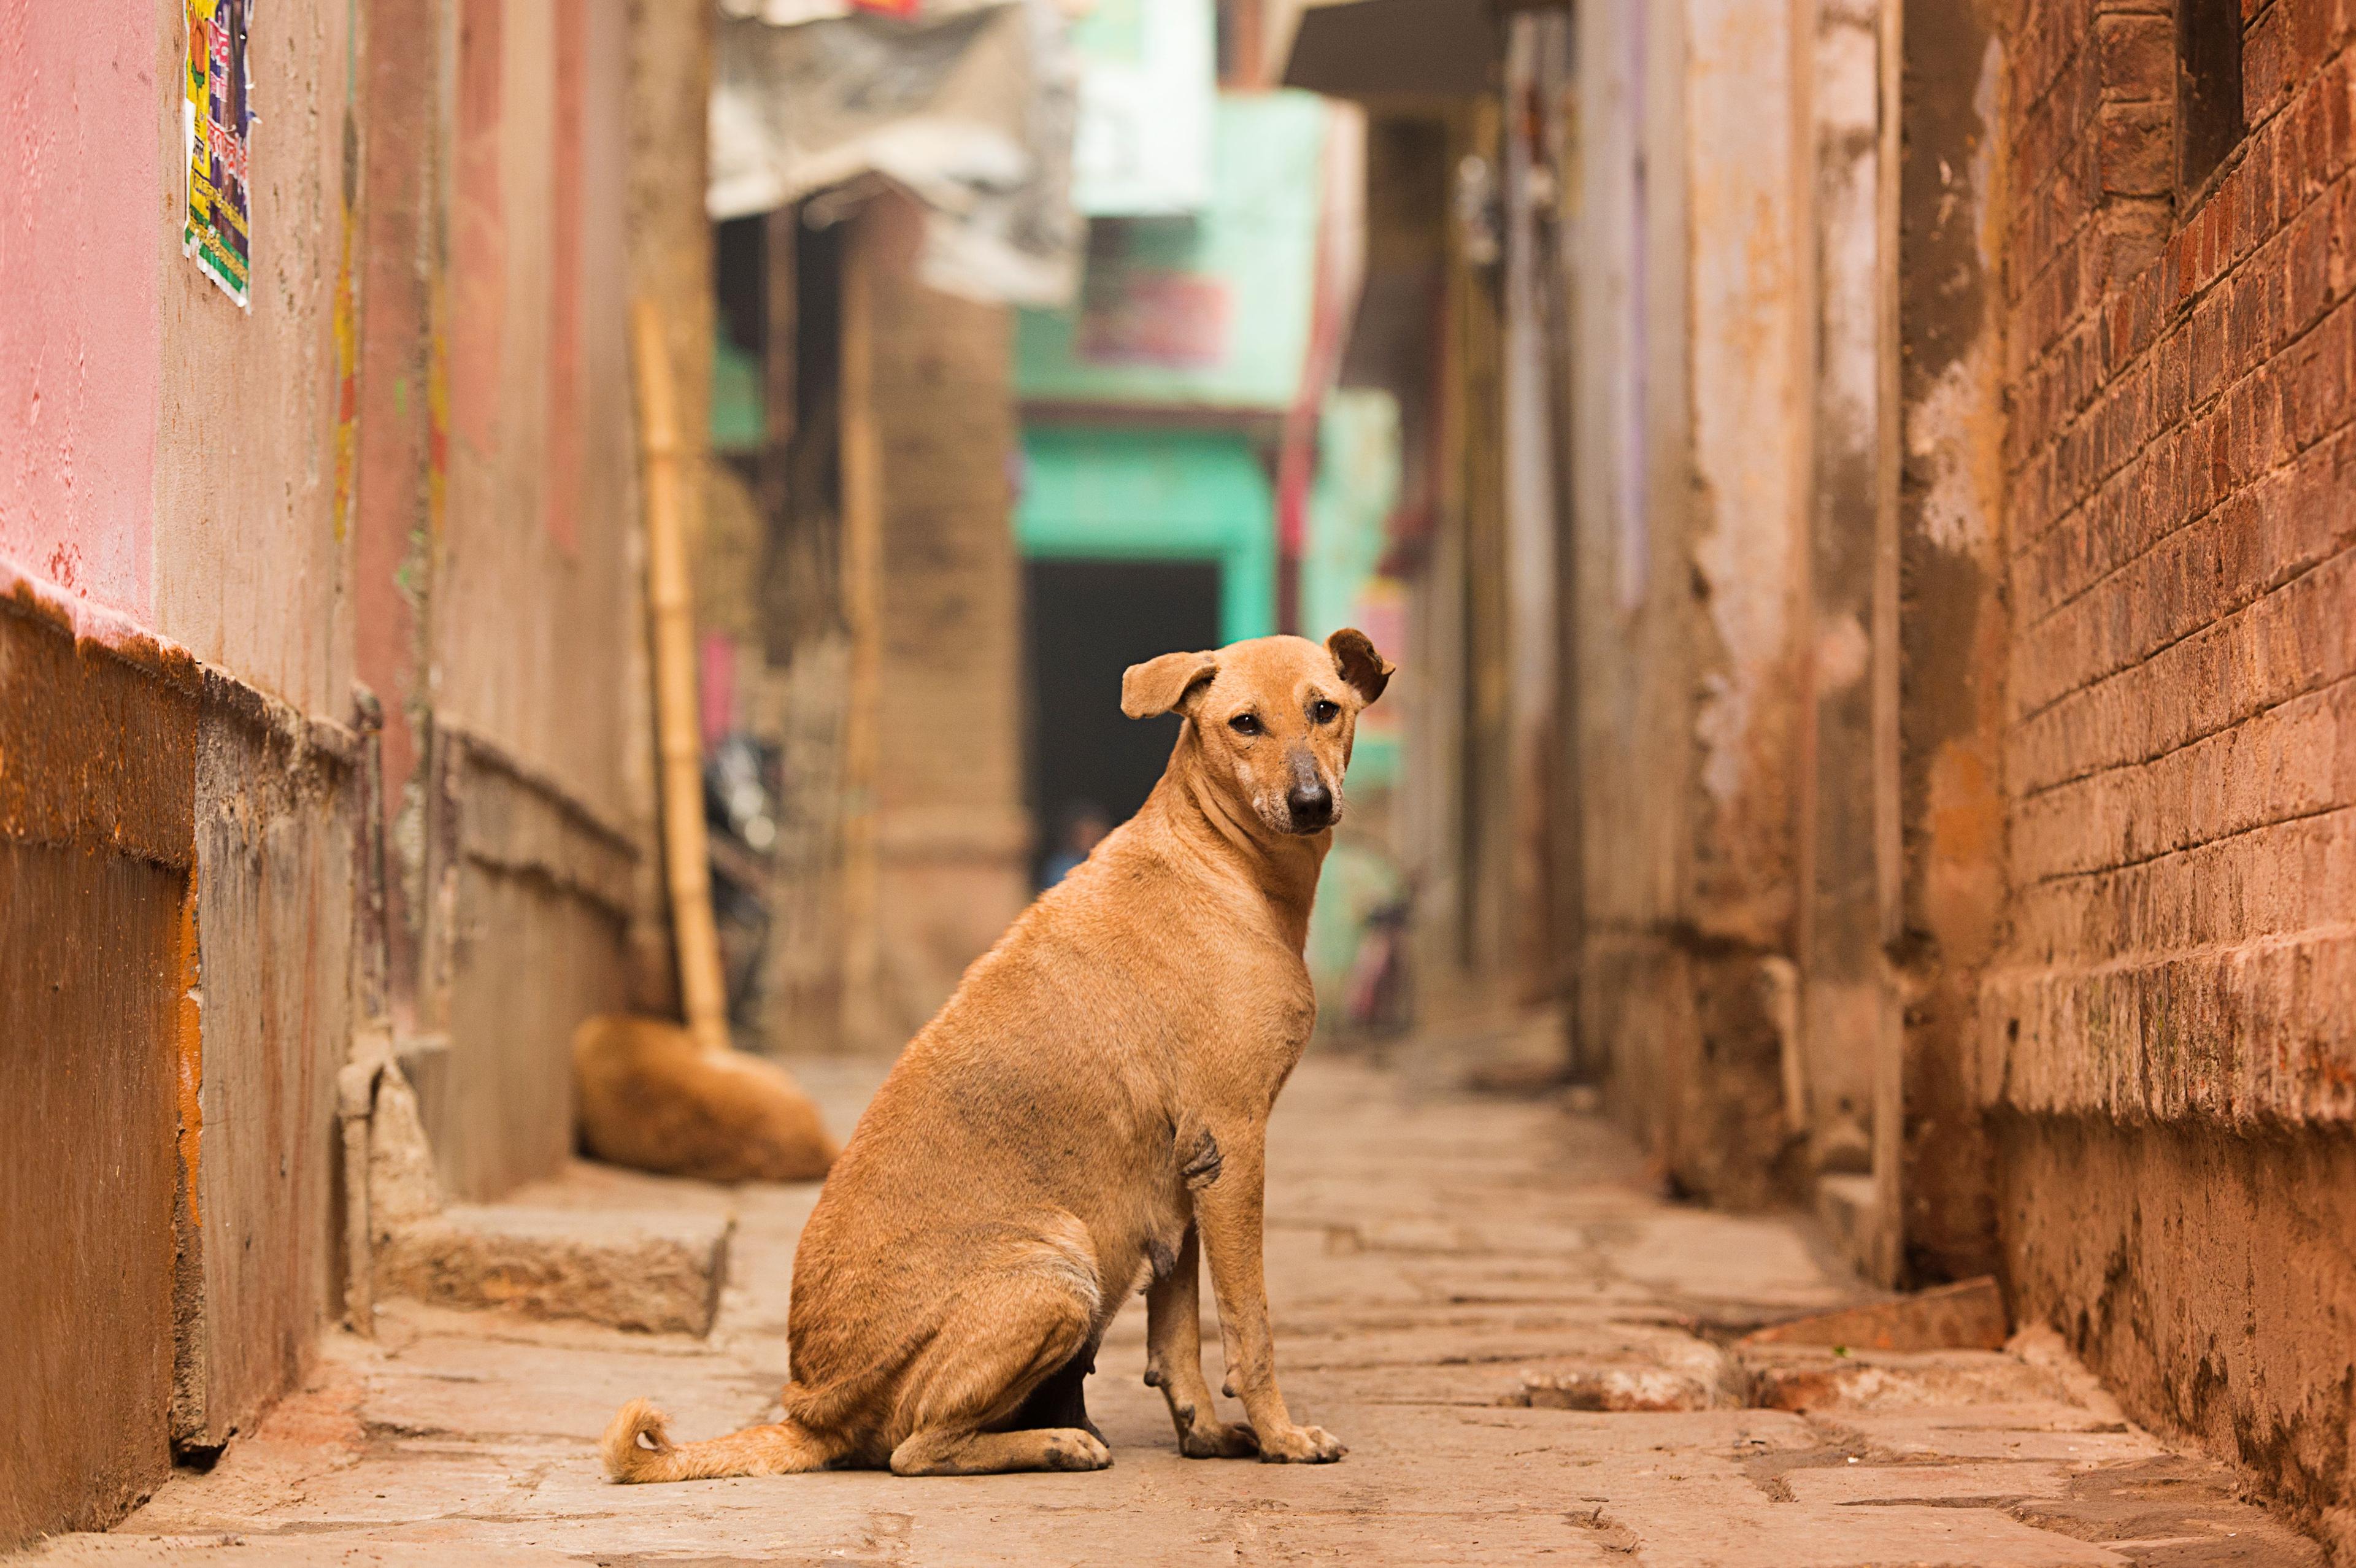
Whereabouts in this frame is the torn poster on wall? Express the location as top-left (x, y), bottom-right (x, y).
top-left (184, 0), bottom-right (255, 309)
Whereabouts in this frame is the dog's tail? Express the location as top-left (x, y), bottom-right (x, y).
top-left (601, 1397), bottom-right (831, 1483)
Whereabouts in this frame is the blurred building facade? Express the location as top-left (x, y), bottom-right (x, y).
top-left (1290, 0), bottom-right (2356, 1547)
top-left (703, 0), bottom-right (1398, 1048)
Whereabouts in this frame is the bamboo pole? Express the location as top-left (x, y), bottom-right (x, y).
top-left (837, 212), bottom-right (885, 1039)
top-left (631, 298), bottom-right (732, 1055)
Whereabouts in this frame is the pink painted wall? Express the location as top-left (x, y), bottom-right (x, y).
top-left (0, 5), bottom-right (163, 618)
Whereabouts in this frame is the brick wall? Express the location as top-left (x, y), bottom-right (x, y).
top-left (1981, 0), bottom-right (2356, 1545)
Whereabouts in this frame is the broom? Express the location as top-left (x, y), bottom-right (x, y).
top-left (569, 299), bottom-right (838, 1184)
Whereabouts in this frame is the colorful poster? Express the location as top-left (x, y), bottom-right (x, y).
top-left (1074, 267), bottom-right (1230, 369)
top-left (184, 0), bottom-right (255, 309)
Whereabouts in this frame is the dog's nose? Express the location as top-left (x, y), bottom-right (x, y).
top-left (1287, 779), bottom-right (1334, 829)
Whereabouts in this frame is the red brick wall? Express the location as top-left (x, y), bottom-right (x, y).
top-left (1982, 0), bottom-right (2356, 1545)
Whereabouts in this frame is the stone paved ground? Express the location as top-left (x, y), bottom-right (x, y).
top-left (28, 1048), bottom-right (2324, 1567)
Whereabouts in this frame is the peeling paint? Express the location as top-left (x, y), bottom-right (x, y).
top-left (1, 555), bottom-right (204, 694)
top-left (333, 112), bottom-right (361, 543)
top-left (1684, 0), bottom-right (1805, 844)
top-left (175, 869), bottom-right (205, 1229)
top-left (1904, 40), bottom-right (2005, 559)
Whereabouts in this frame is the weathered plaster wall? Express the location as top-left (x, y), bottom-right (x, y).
top-left (409, 0), bottom-right (642, 1197)
top-left (0, 6), bottom-right (162, 618)
top-left (1796, 0), bottom-right (1896, 1228)
top-left (0, 592), bottom-right (194, 1548)
top-left (1681, 0), bottom-right (1809, 959)
top-left (435, 0), bottom-right (634, 820)
top-left (1419, 98), bottom-right (1503, 1012)
top-left (1981, 0), bottom-right (2356, 1545)
top-left (860, 195), bottom-right (1031, 1042)
top-left (175, 690), bottom-right (353, 1451)
top-left (1453, 99), bottom-right (1517, 1006)
top-left (0, 0), bottom-right (656, 1550)
top-left (2, 1), bottom-right (361, 1537)
top-left (150, 0), bottom-right (355, 720)
top-left (1568, 0), bottom-right (1684, 1140)
top-left (1896, 0), bottom-right (2006, 1285)
top-left (1571, 0), bottom-right (1812, 1208)
top-left (6, 1), bottom-right (647, 1538)
top-left (350, 0), bottom-right (441, 1014)
top-left (1500, 20), bottom-right (1568, 1005)
top-left (414, 734), bottom-right (636, 1199)
top-left (134, 0), bottom-right (364, 1461)
top-left (1, 587), bottom-right (357, 1534)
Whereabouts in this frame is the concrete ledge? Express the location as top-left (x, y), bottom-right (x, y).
top-left (1978, 926), bottom-right (2356, 1126)
top-left (375, 1207), bottom-right (731, 1337)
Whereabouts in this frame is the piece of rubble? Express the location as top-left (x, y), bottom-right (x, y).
top-left (1512, 1325), bottom-right (1733, 1410)
top-left (1741, 1347), bottom-right (2076, 1413)
top-left (1742, 1274), bottom-right (2008, 1352)
top-left (1520, 1364), bottom-right (1724, 1412)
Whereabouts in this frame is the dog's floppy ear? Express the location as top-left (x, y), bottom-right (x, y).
top-left (1121, 650), bottom-right (1218, 719)
top-left (1326, 628), bottom-right (1395, 705)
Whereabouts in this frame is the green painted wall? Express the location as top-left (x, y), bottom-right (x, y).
top-left (710, 331), bottom-right (763, 453)
top-left (1300, 390), bottom-right (1403, 786)
top-left (1014, 426), bottom-right (1275, 645)
top-left (1014, 93), bottom-right (1329, 412)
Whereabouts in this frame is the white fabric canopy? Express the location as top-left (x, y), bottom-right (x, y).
top-left (709, 0), bottom-right (1082, 306)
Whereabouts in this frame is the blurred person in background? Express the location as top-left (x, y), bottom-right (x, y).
top-left (1039, 801), bottom-right (1111, 888)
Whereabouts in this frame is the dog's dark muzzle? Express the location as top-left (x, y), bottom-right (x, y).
top-left (1285, 759), bottom-right (1336, 832)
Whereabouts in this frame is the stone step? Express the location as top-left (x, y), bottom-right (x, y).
top-left (375, 1204), bottom-right (732, 1337)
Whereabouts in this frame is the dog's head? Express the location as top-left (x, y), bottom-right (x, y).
top-left (1122, 630), bottom-right (1394, 837)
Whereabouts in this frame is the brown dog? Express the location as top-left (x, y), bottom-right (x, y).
top-left (601, 629), bottom-right (1392, 1480)
top-left (572, 1016), bottom-right (837, 1183)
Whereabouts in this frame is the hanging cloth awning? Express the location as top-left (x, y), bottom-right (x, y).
top-left (710, 0), bottom-right (1083, 306)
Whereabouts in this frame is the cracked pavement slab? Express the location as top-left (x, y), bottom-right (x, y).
top-left (25, 1051), bottom-right (2322, 1566)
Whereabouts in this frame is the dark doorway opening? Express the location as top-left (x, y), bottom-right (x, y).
top-left (1025, 558), bottom-right (1222, 886)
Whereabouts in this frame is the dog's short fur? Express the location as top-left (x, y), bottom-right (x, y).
top-left (601, 629), bottom-right (1392, 1480)
top-left (574, 1016), bottom-right (837, 1183)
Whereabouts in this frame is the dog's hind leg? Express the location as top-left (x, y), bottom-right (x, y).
top-left (1009, 1337), bottom-right (1105, 1444)
top-left (887, 1218), bottom-right (1112, 1477)
top-left (1144, 1223), bottom-right (1257, 1458)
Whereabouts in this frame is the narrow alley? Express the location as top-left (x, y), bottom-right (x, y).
top-left (25, 1046), bottom-right (2319, 1567)
top-left (6, 0), bottom-right (2354, 1562)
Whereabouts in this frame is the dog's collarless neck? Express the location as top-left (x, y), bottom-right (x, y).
top-left (1153, 766), bottom-right (1327, 945)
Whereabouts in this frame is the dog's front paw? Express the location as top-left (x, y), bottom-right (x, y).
top-left (1255, 1423), bottom-right (1346, 1464)
top-left (1179, 1419), bottom-right (1260, 1459)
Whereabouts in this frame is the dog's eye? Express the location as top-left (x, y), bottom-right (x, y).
top-left (1310, 699), bottom-right (1340, 725)
top-left (1228, 713), bottom-right (1261, 736)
